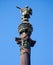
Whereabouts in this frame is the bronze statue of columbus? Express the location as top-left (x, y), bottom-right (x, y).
top-left (16, 6), bottom-right (32, 23)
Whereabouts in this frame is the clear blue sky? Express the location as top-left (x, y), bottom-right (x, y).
top-left (0, 0), bottom-right (53, 65)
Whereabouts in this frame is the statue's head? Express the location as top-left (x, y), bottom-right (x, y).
top-left (25, 5), bottom-right (28, 8)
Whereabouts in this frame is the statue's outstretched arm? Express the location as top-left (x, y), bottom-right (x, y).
top-left (16, 6), bottom-right (24, 13)
top-left (16, 6), bottom-right (21, 10)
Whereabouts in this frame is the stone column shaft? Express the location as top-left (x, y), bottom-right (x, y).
top-left (20, 52), bottom-right (30, 65)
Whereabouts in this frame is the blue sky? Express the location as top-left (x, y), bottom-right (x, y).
top-left (0, 0), bottom-right (53, 65)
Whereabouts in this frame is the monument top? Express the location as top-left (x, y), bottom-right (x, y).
top-left (15, 5), bottom-right (36, 49)
top-left (16, 6), bottom-right (32, 23)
